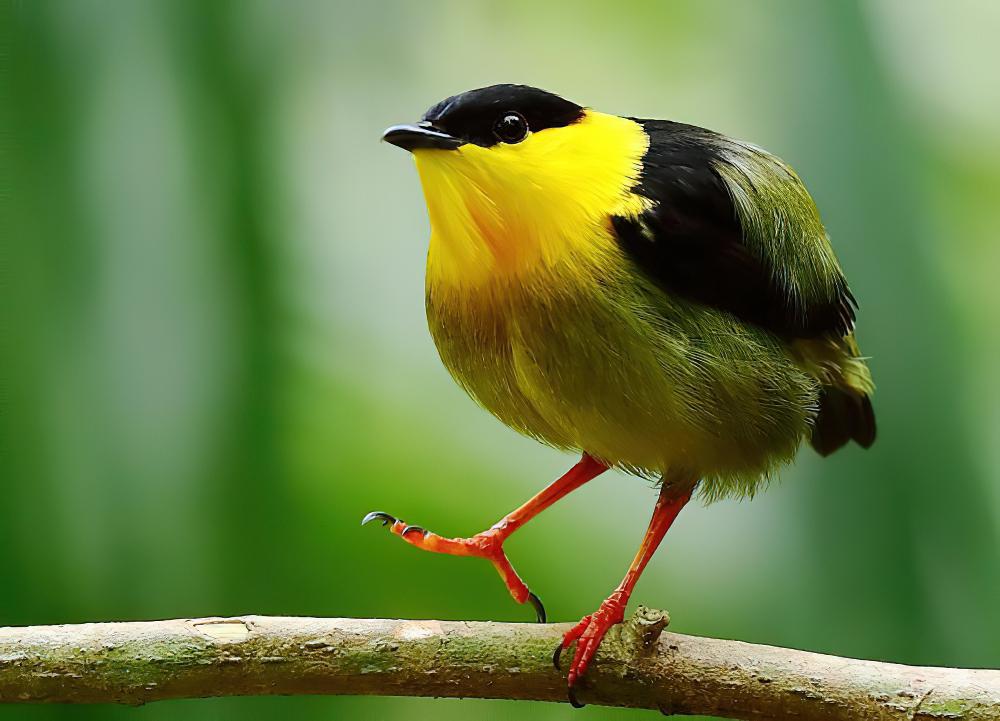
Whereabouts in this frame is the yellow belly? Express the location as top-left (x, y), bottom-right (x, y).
top-left (425, 242), bottom-right (820, 499)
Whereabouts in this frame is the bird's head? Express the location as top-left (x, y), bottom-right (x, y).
top-left (383, 85), bottom-right (649, 288)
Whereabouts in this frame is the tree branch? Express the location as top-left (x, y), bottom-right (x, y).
top-left (1, 607), bottom-right (997, 719)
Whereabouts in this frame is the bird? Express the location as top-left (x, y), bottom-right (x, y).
top-left (366, 84), bottom-right (875, 703)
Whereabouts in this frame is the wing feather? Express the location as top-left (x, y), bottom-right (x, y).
top-left (614, 120), bottom-right (856, 338)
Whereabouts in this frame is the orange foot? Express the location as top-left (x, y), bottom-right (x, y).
top-left (361, 511), bottom-right (545, 622)
top-left (553, 590), bottom-right (629, 707)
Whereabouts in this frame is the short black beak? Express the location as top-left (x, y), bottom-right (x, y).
top-left (382, 122), bottom-right (463, 152)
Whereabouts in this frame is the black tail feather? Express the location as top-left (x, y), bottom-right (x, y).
top-left (810, 387), bottom-right (876, 457)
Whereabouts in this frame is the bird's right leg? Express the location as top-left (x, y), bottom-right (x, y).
top-left (362, 453), bottom-right (608, 622)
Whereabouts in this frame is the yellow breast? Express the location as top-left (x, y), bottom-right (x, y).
top-left (411, 110), bottom-right (650, 293)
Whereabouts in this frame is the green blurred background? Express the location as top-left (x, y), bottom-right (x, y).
top-left (4, 1), bottom-right (1000, 719)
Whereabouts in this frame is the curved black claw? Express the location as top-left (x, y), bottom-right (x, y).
top-left (552, 641), bottom-right (564, 670)
top-left (400, 525), bottom-right (426, 537)
top-left (527, 592), bottom-right (546, 624)
top-left (361, 511), bottom-right (396, 527)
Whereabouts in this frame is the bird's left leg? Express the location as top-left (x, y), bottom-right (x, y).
top-left (554, 478), bottom-right (694, 703)
top-left (362, 453), bottom-right (609, 622)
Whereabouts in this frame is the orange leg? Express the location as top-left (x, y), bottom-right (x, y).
top-left (554, 481), bottom-right (693, 704)
top-left (362, 453), bottom-right (608, 622)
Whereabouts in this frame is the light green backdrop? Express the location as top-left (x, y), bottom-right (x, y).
top-left (4, 1), bottom-right (1000, 719)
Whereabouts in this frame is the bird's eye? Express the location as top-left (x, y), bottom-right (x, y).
top-left (493, 111), bottom-right (528, 144)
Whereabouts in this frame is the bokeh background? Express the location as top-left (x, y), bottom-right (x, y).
top-left (4, 1), bottom-right (1000, 719)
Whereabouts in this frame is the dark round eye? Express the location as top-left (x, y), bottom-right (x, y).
top-left (493, 111), bottom-right (528, 144)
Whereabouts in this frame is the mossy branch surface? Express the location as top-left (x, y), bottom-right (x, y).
top-left (1, 608), bottom-right (998, 719)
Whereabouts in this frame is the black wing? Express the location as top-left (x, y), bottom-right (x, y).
top-left (613, 120), bottom-right (856, 339)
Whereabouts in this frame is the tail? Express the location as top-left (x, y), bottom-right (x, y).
top-left (810, 386), bottom-right (876, 456)
top-left (794, 335), bottom-right (876, 457)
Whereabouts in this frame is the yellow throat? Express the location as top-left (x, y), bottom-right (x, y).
top-left (412, 110), bottom-right (650, 290)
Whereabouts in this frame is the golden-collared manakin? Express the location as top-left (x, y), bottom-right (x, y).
top-left (364, 84), bottom-right (875, 702)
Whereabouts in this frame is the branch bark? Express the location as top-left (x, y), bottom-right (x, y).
top-left (1, 608), bottom-right (997, 719)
